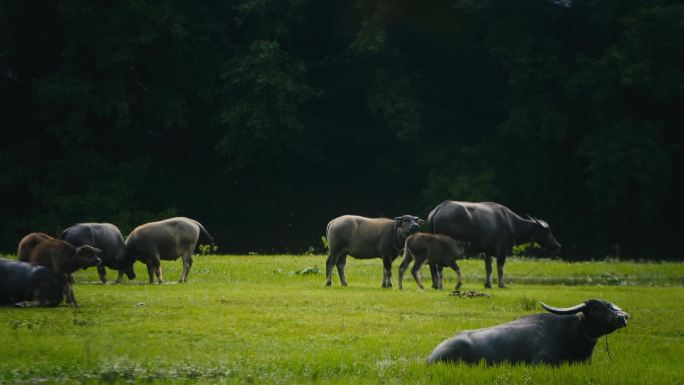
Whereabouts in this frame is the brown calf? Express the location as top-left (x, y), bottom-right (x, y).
top-left (18, 233), bottom-right (102, 306)
top-left (398, 233), bottom-right (468, 290)
top-left (17, 232), bottom-right (52, 262)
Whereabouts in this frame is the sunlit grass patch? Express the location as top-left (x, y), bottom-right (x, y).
top-left (0, 255), bottom-right (682, 384)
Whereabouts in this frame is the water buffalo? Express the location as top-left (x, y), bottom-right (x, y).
top-left (18, 234), bottom-right (102, 306)
top-left (398, 233), bottom-right (468, 290)
top-left (124, 217), bottom-right (214, 284)
top-left (61, 223), bottom-right (136, 284)
top-left (325, 215), bottom-right (423, 287)
top-left (0, 259), bottom-right (64, 307)
top-left (427, 299), bottom-right (628, 365)
top-left (428, 200), bottom-right (561, 288)
top-left (17, 232), bottom-right (52, 262)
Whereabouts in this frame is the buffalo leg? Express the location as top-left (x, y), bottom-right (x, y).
top-left (69, 287), bottom-right (78, 307)
top-left (446, 260), bottom-right (462, 290)
top-left (429, 264), bottom-right (439, 289)
top-left (484, 253), bottom-right (493, 288)
top-left (63, 274), bottom-right (78, 307)
top-left (15, 300), bottom-right (40, 308)
top-left (146, 264), bottom-right (155, 284)
top-left (65, 282), bottom-right (77, 307)
top-left (496, 255), bottom-right (506, 288)
top-left (97, 265), bottom-right (107, 284)
top-left (325, 252), bottom-right (339, 286)
top-left (154, 264), bottom-right (163, 284)
top-left (382, 257), bottom-right (393, 288)
top-left (148, 255), bottom-right (163, 284)
top-left (398, 253), bottom-right (413, 290)
top-left (116, 270), bottom-right (124, 284)
top-left (180, 252), bottom-right (193, 283)
top-left (436, 266), bottom-right (444, 289)
top-left (336, 254), bottom-right (348, 287)
top-left (411, 257), bottom-right (426, 289)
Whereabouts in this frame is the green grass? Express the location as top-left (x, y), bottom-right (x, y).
top-left (0, 255), bottom-right (682, 384)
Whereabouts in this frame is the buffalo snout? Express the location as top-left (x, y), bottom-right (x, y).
top-left (615, 309), bottom-right (629, 327)
top-left (124, 268), bottom-right (136, 280)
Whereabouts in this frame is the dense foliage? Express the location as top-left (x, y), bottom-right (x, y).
top-left (1, 0), bottom-right (682, 258)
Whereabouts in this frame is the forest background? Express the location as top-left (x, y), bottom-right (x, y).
top-left (1, 0), bottom-right (682, 259)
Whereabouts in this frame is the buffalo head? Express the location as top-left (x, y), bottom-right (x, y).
top-left (120, 262), bottom-right (137, 280)
top-left (541, 299), bottom-right (629, 338)
top-left (75, 245), bottom-right (102, 269)
top-left (394, 215), bottom-right (424, 238)
top-left (527, 216), bottom-right (561, 253)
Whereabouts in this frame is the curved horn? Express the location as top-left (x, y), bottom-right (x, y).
top-left (540, 301), bottom-right (587, 315)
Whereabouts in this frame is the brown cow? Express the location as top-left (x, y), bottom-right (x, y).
top-left (18, 233), bottom-right (102, 306)
top-left (398, 233), bottom-right (468, 291)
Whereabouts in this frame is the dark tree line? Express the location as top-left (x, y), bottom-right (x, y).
top-left (1, 0), bottom-right (682, 259)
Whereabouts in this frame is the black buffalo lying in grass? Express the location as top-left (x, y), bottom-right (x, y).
top-left (428, 299), bottom-right (629, 365)
top-left (0, 259), bottom-right (64, 307)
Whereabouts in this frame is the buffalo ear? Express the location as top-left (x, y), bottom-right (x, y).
top-left (417, 218), bottom-right (426, 226)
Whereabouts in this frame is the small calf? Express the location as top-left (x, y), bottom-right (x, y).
top-left (18, 233), bottom-right (102, 306)
top-left (398, 233), bottom-right (468, 290)
top-left (0, 259), bottom-right (64, 307)
top-left (427, 299), bottom-right (629, 365)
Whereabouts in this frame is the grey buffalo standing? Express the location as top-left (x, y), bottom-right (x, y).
top-left (325, 215), bottom-right (423, 288)
top-left (125, 217), bottom-right (214, 284)
top-left (427, 299), bottom-right (629, 365)
top-left (398, 233), bottom-right (468, 290)
top-left (0, 259), bottom-right (64, 307)
top-left (61, 223), bottom-right (136, 284)
top-left (428, 201), bottom-right (561, 288)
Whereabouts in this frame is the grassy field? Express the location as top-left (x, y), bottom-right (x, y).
top-left (0, 255), bottom-right (682, 384)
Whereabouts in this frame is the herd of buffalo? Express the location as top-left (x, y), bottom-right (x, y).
top-left (0, 200), bottom-right (629, 365)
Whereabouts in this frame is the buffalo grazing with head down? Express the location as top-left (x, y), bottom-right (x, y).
top-left (61, 222), bottom-right (136, 284)
top-left (17, 233), bottom-right (102, 307)
top-left (428, 200), bottom-right (561, 288)
top-left (398, 233), bottom-right (468, 291)
top-left (427, 299), bottom-right (629, 365)
top-left (124, 217), bottom-right (214, 284)
top-left (0, 259), bottom-right (64, 308)
top-left (325, 215), bottom-right (424, 287)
